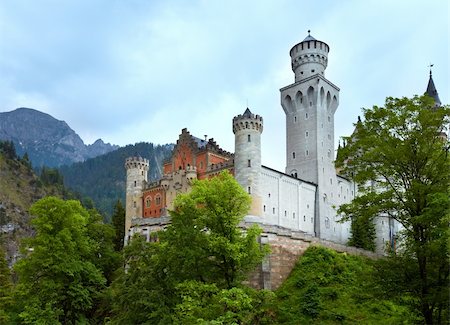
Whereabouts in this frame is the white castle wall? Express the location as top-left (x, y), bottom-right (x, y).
top-left (259, 167), bottom-right (316, 234)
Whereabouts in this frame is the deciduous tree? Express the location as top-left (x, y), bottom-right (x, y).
top-left (337, 95), bottom-right (450, 323)
top-left (14, 197), bottom-right (107, 324)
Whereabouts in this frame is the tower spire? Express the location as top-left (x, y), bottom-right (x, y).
top-left (425, 64), bottom-right (441, 107)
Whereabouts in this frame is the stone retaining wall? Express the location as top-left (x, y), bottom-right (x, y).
top-left (241, 221), bottom-right (381, 290)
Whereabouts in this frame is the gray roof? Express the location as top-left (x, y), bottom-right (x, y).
top-left (302, 35), bottom-right (316, 42)
top-left (192, 136), bottom-right (207, 149)
top-left (242, 107), bottom-right (253, 117)
top-left (425, 71), bottom-right (441, 106)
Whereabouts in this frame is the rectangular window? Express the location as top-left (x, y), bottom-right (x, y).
top-left (248, 134), bottom-right (251, 142)
top-left (273, 207), bottom-right (275, 214)
top-left (247, 159), bottom-right (251, 167)
top-left (247, 187), bottom-right (251, 194)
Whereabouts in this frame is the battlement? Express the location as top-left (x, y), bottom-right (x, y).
top-left (125, 156), bottom-right (150, 170)
top-left (290, 33), bottom-right (329, 82)
top-left (233, 108), bottom-right (264, 134)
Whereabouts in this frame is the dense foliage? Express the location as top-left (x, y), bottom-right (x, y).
top-left (108, 171), bottom-right (272, 323)
top-left (59, 142), bottom-right (172, 219)
top-left (10, 197), bottom-right (119, 324)
top-left (337, 95), bottom-right (450, 323)
top-left (276, 246), bottom-right (414, 324)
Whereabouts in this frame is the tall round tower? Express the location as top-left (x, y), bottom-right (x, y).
top-left (124, 156), bottom-right (149, 242)
top-left (233, 108), bottom-right (263, 216)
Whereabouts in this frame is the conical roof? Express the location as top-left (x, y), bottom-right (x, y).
top-left (425, 71), bottom-right (441, 106)
top-left (242, 107), bottom-right (253, 117)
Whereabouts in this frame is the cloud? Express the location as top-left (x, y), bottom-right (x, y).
top-left (0, 0), bottom-right (448, 174)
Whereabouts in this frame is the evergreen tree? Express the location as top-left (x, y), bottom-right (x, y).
top-left (111, 200), bottom-right (125, 251)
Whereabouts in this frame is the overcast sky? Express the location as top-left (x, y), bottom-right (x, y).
top-left (0, 0), bottom-right (448, 171)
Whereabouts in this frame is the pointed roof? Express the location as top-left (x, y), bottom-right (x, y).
top-left (242, 107), bottom-right (253, 118)
top-left (425, 70), bottom-right (441, 106)
top-left (302, 30), bottom-right (316, 42)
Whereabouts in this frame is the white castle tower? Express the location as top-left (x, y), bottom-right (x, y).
top-left (124, 157), bottom-right (149, 241)
top-left (280, 32), bottom-right (342, 241)
top-left (233, 108), bottom-right (263, 216)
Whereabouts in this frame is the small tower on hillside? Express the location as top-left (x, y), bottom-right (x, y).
top-left (124, 156), bottom-right (149, 243)
top-left (233, 108), bottom-right (263, 216)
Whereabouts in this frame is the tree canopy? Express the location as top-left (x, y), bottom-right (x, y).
top-left (13, 197), bottom-right (117, 324)
top-left (109, 171), bottom-right (271, 323)
top-left (337, 95), bottom-right (450, 324)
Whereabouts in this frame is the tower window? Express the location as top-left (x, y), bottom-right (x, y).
top-left (294, 116), bottom-right (297, 123)
top-left (273, 207), bottom-right (275, 214)
top-left (247, 159), bottom-right (251, 167)
top-left (306, 150), bottom-right (309, 156)
top-left (133, 201), bottom-right (136, 208)
top-left (293, 152), bottom-right (296, 159)
top-left (248, 134), bottom-right (251, 142)
top-left (303, 215), bottom-right (306, 222)
top-left (310, 102), bottom-right (312, 107)
top-left (142, 171), bottom-right (144, 176)
top-left (305, 113), bottom-right (308, 119)
top-left (134, 181), bottom-right (137, 187)
top-left (305, 131), bottom-right (309, 137)
top-left (263, 205), bottom-right (266, 212)
top-left (248, 187), bottom-right (251, 194)
top-left (328, 116), bottom-right (331, 122)
top-left (284, 210), bottom-right (287, 217)
top-left (293, 212), bottom-right (296, 219)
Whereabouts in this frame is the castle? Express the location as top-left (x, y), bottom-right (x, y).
top-left (124, 33), bottom-right (440, 256)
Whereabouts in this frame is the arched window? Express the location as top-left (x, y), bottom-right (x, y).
top-left (248, 134), bottom-right (251, 142)
top-left (292, 152), bottom-right (296, 159)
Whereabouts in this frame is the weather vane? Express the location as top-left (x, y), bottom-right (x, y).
top-left (428, 63), bottom-right (434, 76)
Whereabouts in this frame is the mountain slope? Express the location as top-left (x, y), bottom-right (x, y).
top-left (0, 141), bottom-right (71, 265)
top-left (59, 142), bottom-right (173, 219)
top-left (0, 108), bottom-right (118, 167)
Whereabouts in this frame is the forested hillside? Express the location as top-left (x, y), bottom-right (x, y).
top-left (59, 142), bottom-right (173, 219)
top-left (0, 141), bottom-right (74, 264)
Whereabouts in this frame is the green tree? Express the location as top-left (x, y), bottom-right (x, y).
top-left (14, 197), bottom-right (106, 324)
top-left (0, 247), bottom-right (13, 323)
top-left (161, 170), bottom-right (269, 289)
top-left (108, 235), bottom-right (174, 324)
top-left (172, 281), bottom-right (276, 324)
top-left (86, 208), bottom-right (121, 284)
top-left (109, 171), bottom-right (269, 323)
top-left (111, 200), bottom-right (125, 251)
top-left (337, 95), bottom-right (450, 323)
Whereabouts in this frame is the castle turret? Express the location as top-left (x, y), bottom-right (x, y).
top-left (290, 30), bottom-right (329, 82)
top-left (233, 108), bottom-right (263, 216)
top-left (125, 156), bottom-right (149, 243)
